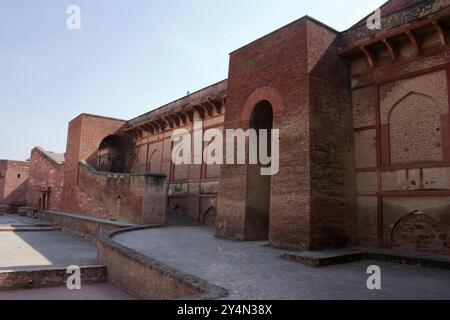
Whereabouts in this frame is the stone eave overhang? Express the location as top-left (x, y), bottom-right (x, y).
top-left (337, 5), bottom-right (450, 66)
top-left (121, 80), bottom-right (227, 139)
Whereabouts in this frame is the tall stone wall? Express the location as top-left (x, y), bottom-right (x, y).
top-left (26, 148), bottom-right (64, 211)
top-left (307, 20), bottom-right (356, 250)
top-left (217, 17), bottom-right (356, 250)
top-left (0, 160), bottom-right (29, 205)
top-left (348, 20), bottom-right (450, 254)
top-left (217, 17), bottom-right (309, 248)
top-left (61, 114), bottom-right (126, 215)
top-left (127, 109), bottom-right (224, 225)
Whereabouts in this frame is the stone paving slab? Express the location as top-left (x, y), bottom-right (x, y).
top-left (112, 226), bottom-right (450, 300)
top-left (0, 283), bottom-right (135, 300)
top-left (0, 231), bottom-right (97, 271)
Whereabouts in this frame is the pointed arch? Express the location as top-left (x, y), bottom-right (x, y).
top-left (148, 149), bottom-right (161, 173)
top-left (388, 92), bottom-right (442, 164)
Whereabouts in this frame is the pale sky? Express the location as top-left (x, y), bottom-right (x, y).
top-left (0, 0), bottom-right (386, 160)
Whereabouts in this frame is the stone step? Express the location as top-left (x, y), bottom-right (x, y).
top-left (282, 247), bottom-right (450, 270)
top-left (282, 249), bottom-right (367, 268)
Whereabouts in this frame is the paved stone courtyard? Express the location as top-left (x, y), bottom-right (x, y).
top-left (0, 230), bottom-right (97, 271)
top-left (2, 212), bottom-right (450, 300)
top-left (113, 226), bottom-right (450, 300)
top-left (0, 214), bottom-right (135, 300)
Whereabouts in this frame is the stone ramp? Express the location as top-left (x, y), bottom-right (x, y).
top-left (165, 208), bottom-right (202, 227)
top-left (282, 247), bottom-right (450, 270)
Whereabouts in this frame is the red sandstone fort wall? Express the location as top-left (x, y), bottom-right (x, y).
top-left (218, 17), bottom-right (311, 249)
top-left (0, 160), bottom-right (29, 205)
top-left (307, 20), bottom-right (357, 249)
top-left (78, 162), bottom-right (144, 223)
top-left (346, 8), bottom-right (450, 254)
top-left (0, 161), bottom-right (7, 203)
top-left (15, 0), bottom-right (450, 255)
top-left (217, 16), bottom-right (358, 250)
top-left (26, 148), bottom-right (64, 211)
top-left (61, 114), bottom-right (126, 217)
top-left (126, 107), bottom-right (224, 225)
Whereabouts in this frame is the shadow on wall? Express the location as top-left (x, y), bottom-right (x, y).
top-left (95, 135), bottom-right (132, 173)
top-left (78, 161), bottom-right (167, 225)
top-left (168, 200), bottom-right (217, 227)
top-left (3, 179), bottom-right (29, 207)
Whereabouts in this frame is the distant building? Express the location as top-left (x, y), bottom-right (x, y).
top-left (0, 159), bottom-right (29, 207)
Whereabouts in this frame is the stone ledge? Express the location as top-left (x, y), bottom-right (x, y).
top-left (282, 249), bottom-right (368, 268)
top-left (43, 210), bottom-right (138, 227)
top-left (282, 247), bottom-right (450, 270)
top-left (98, 226), bottom-right (228, 300)
top-left (366, 248), bottom-right (450, 270)
top-left (38, 210), bottom-right (139, 242)
top-left (0, 265), bottom-right (107, 291)
top-left (81, 160), bottom-right (167, 178)
top-left (0, 226), bottom-right (62, 232)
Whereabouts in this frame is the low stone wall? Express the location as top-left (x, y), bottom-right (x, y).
top-left (0, 266), bottom-right (106, 291)
top-left (97, 226), bottom-right (227, 300)
top-left (39, 210), bottom-right (137, 242)
top-left (0, 204), bottom-right (21, 214)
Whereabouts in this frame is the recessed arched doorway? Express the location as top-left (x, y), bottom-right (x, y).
top-left (244, 100), bottom-right (273, 240)
top-left (97, 135), bottom-right (130, 173)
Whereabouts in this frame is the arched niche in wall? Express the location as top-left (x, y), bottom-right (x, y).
top-left (97, 135), bottom-right (131, 173)
top-left (391, 211), bottom-right (447, 254)
top-left (244, 100), bottom-right (273, 241)
top-left (380, 70), bottom-right (448, 125)
top-left (389, 92), bottom-right (442, 165)
top-left (148, 149), bottom-right (161, 173)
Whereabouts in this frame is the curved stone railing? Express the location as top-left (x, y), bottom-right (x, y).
top-left (97, 226), bottom-right (228, 300)
top-left (78, 161), bottom-right (167, 225)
